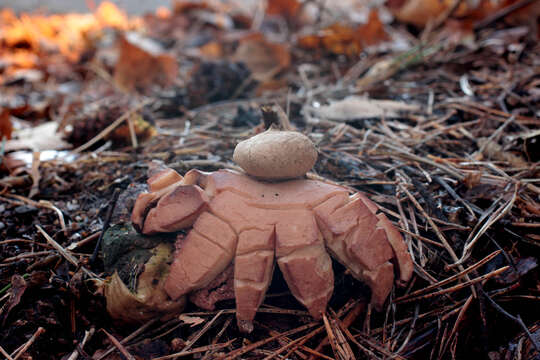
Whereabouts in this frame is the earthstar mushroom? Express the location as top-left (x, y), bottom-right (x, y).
top-left (106, 126), bottom-right (413, 332)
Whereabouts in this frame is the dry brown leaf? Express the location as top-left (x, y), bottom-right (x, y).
top-left (173, 0), bottom-right (212, 14)
top-left (179, 314), bottom-right (206, 327)
top-left (198, 41), bottom-right (223, 58)
top-left (388, 0), bottom-right (540, 28)
top-left (233, 33), bottom-right (290, 82)
top-left (310, 95), bottom-right (420, 121)
top-left (0, 108), bottom-right (13, 140)
top-left (298, 10), bottom-right (388, 56)
top-left (105, 243), bottom-right (186, 323)
top-left (0, 275), bottom-right (27, 326)
top-left (113, 32), bottom-right (178, 92)
top-left (5, 121), bottom-right (70, 152)
top-left (266, 0), bottom-right (302, 19)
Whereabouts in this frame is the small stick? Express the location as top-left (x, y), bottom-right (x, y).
top-left (202, 316), bottom-right (233, 360)
top-left (183, 310), bottom-right (224, 352)
top-left (399, 184), bottom-right (472, 292)
top-left (67, 327), bottom-right (95, 360)
top-left (154, 340), bottom-right (236, 360)
top-left (460, 185), bottom-right (517, 263)
top-left (394, 305), bottom-right (420, 354)
top-left (102, 329), bottom-right (136, 360)
top-left (322, 313), bottom-right (340, 359)
top-left (221, 322), bottom-right (318, 360)
top-left (126, 114), bottom-right (138, 149)
top-left (95, 319), bottom-right (158, 360)
top-left (2, 195), bottom-right (67, 236)
top-left (262, 331), bottom-right (313, 360)
top-left (283, 326), bottom-right (326, 360)
top-left (394, 250), bottom-right (501, 302)
top-left (260, 103), bottom-right (294, 131)
top-left (67, 231), bottom-right (101, 250)
top-left (440, 295), bottom-right (473, 356)
top-left (90, 188), bottom-right (121, 265)
top-left (35, 225), bottom-right (99, 279)
top-left (2, 250), bottom-right (53, 263)
top-left (395, 266), bottom-right (509, 304)
top-left (11, 327), bottom-right (45, 360)
top-left (0, 346), bottom-right (14, 360)
top-left (480, 288), bottom-right (540, 351)
top-left (29, 151), bottom-right (40, 198)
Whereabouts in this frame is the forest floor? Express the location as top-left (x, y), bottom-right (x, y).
top-left (0, 1), bottom-right (539, 359)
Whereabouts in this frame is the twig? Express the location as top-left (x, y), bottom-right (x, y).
top-left (460, 185), bottom-right (517, 262)
top-left (102, 329), bottom-right (136, 360)
top-left (480, 288), bottom-right (540, 351)
top-left (394, 250), bottom-right (501, 302)
top-left (67, 327), bottom-right (95, 360)
top-left (0, 346), bottom-right (14, 360)
top-left (398, 184), bottom-right (468, 277)
top-left (154, 339), bottom-right (236, 360)
top-left (29, 151), bottom-right (40, 198)
top-left (95, 319), bottom-right (158, 360)
top-left (394, 266), bottom-right (509, 304)
top-left (221, 322), bottom-right (318, 360)
top-left (35, 225), bottom-right (99, 279)
top-left (183, 310), bottom-right (224, 352)
top-left (67, 231), bottom-right (101, 250)
top-left (11, 327), bottom-right (45, 360)
top-left (2, 195), bottom-right (68, 236)
top-left (90, 188), bottom-right (121, 264)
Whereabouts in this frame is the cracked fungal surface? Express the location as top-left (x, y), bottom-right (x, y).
top-left (129, 168), bottom-right (413, 332)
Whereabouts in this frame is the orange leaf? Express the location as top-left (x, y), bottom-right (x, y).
top-left (173, 0), bottom-right (211, 14)
top-left (95, 1), bottom-right (129, 30)
top-left (388, 0), bottom-right (540, 27)
top-left (113, 33), bottom-right (178, 92)
top-left (298, 11), bottom-right (388, 56)
top-left (233, 33), bottom-right (290, 82)
top-left (358, 10), bottom-right (389, 46)
top-left (266, 0), bottom-right (301, 19)
top-left (199, 41), bottom-right (223, 58)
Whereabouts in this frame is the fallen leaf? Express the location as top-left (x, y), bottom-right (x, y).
top-left (233, 33), bottom-right (290, 82)
top-left (6, 121), bottom-right (70, 152)
top-left (388, 0), bottom-right (540, 28)
top-left (309, 95), bottom-right (420, 121)
top-left (387, 0), bottom-right (456, 27)
top-left (113, 32), bottom-right (178, 92)
top-left (0, 275), bottom-right (27, 326)
top-left (95, 1), bottom-right (129, 30)
top-left (358, 10), bottom-right (389, 46)
top-left (178, 314), bottom-right (206, 327)
top-left (173, 0), bottom-right (212, 14)
top-left (298, 10), bottom-right (388, 55)
top-left (266, 0), bottom-right (301, 19)
top-left (0, 108), bottom-right (13, 139)
top-left (198, 41), bottom-right (223, 58)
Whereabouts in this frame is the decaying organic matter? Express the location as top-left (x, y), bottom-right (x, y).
top-left (101, 224), bottom-right (185, 323)
top-left (127, 167), bottom-right (413, 332)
